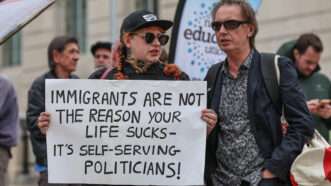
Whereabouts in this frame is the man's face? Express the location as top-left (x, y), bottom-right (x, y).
top-left (294, 46), bottom-right (321, 76)
top-left (55, 43), bottom-right (80, 73)
top-left (94, 48), bottom-right (112, 69)
top-left (124, 26), bottom-right (166, 63)
top-left (213, 5), bottom-right (254, 53)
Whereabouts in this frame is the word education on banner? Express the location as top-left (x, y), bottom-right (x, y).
top-left (46, 79), bottom-right (207, 185)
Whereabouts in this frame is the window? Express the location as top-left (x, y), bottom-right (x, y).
top-left (1, 33), bottom-right (21, 67)
top-left (66, 0), bottom-right (87, 52)
top-left (135, 0), bottom-right (158, 15)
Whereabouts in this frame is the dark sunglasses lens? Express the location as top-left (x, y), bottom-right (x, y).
top-left (144, 33), bottom-right (156, 44)
top-left (211, 22), bottom-right (221, 31)
top-left (158, 35), bottom-right (169, 45)
top-left (224, 20), bottom-right (241, 30)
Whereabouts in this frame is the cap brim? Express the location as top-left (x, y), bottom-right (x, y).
top-left (132, 20), bottom-right (173, 32)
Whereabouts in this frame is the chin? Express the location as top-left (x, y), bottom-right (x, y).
top-left (147, 57), bottom-right (160, 63)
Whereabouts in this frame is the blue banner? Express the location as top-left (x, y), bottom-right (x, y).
top-left (169, 0), bottom-right (261, 80)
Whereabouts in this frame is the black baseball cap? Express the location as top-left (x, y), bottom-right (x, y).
top-left (120, 10), bottom-right (173, 35)
top-left (90, 41), bottom-right (112, 56)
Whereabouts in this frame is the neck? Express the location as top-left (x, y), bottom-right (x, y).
top-left (226, 48), bottom-right (252, 78)
top-left (54, 67), bottom-right (71, 79)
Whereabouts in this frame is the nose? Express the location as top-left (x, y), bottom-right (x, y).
top-left (152, 38), bottom-right (160, 46)
top-left (218, 24), bottom-right (227, 33)
top-left (73, 52), bottom-right (80, 61)
top-left (308, 64), bottom-right (316, 72)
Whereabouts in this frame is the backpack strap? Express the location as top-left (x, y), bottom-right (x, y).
top-left (260, 53), bottom-right (280, 106)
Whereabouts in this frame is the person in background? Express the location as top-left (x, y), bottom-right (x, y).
top-left (277, 33), bottom-right (331, 142)
top-left (90, 41), bottom-right (112, 70)
top-left (26, 36), bottom-right (81, 186)
top-left (204, 0), bottom-right (314, 185)
top-left (0, 75), bottom-right (18, 186)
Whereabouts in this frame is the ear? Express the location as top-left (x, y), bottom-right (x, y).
top-left (247, 24), bottom-right (255, 37)
top-left (122, 33), bottom-right (132, 48)
top-left (52, 50), bottom-right (61, 64)
top-left (293, 49), bottom-right (300, 61)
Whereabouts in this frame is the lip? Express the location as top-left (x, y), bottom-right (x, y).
top-left (149, 49), bottom-right (160, 56)
top-left (220, 38), bottom-right (231, 43)
top-left (219, 39), bottom-right (232, 47)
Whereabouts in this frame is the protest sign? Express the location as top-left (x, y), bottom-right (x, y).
top-left (46, 79), bottom-right (206, 185)
top-left (0, 0), bottom-right (54, 44)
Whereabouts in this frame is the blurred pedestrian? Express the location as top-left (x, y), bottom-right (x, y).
top-left (0, 75), bottom-right (18, 186)
top-left (26, 36), bottom-right (81, 186)
top-left (277, 33), bottom-right (331, 142)
top-left (90, 41), bottom-right (112, 69)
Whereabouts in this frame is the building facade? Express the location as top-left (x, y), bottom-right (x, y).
top-left (0, 0), bottom-right (330, 182)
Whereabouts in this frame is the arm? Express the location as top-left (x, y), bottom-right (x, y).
top-left (0, 78), bottom-right (19, 147)
top-left (26, 78), bottom-right (46, 139)
top-left (317, 86), bottom-right (331, 129)
top-left (263, 57), bottom-right (314, 180)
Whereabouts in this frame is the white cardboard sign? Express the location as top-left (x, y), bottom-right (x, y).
top-left (46, 79), bottom-right (206, 185)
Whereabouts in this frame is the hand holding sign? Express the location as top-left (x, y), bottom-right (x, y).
top-left (37, 112), bottom-right (50, 135)
top-left (201, 108), bottom-right (217, 135)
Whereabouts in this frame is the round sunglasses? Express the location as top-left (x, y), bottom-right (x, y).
top-left (211, 20), bottom-right (249, 31)
top-left (131, 32), bottom-right (169, 46)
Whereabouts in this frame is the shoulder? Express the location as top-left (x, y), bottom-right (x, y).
top-left (179, 71), bottom-right (190, 80)
top-left (70, 74), bottom-right (79, 79)
top-left (162, 63), bottom-right (190, 80)
top-left (277, 55), bottom-right (297, 74)
top-left (276, 40), bottom-right (296, 59)
top-left (204, 61), bottom-right (224, 81)
top-left (209, 61), bottom-right (224, 70)
top-left (88, 68), bottom-right (107, 79)
top-left (312, 72), bottom-right (330, 80)
top-left (29, 72), bottom-right (51, 90)
top-left (0, 75), bottom-right (14, 92)
top-left (311, 72), bottom-right (331, 84)
top-left (0, 75), bottom-right (11, 87)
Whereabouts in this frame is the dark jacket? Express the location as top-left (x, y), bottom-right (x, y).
top-left (204, 50), bottom-right (314, 185)
top-left (89, 62), bottom-right (189, 80)
top-left (26, 71), bottom-right (79, 166)
top-left (0, 76), bottom-right (18, 149)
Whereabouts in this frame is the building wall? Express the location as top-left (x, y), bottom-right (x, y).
top-left (1, 0), bottom-right (330, 180)
top-left (256, 0), bottom-right (331, 75)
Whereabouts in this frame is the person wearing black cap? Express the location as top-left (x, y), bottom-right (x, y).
top-left (89, 9), bottom-right (217, 141)
top-left (90, 41), bottom-right (112, 69)
top-left (89, 10), bottom-right (188, 80)
top-left (27, 36), bottom-right (81, 186)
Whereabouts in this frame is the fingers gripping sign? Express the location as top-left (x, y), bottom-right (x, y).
top-left (201, 109), bottom-right (217, 135)
top-left (38, 112), bottom-right (50, 135)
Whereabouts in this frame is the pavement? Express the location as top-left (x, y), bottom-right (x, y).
top-left (8, 173), bottom-right (38, 186)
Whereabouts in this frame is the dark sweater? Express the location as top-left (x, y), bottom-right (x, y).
top-left (0, 75), bottom-right (18, 149)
